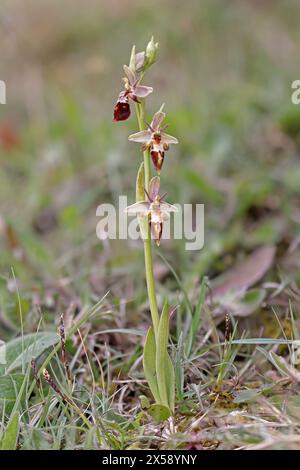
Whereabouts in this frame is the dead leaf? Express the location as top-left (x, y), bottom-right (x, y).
top-left (211, 246), bottom-right (275, 299)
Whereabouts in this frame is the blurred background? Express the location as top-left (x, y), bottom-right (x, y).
top-left (1, 0), bottom-right (300, 335)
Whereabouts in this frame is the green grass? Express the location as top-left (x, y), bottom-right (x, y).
top-left (1, 0), bottom-right (300, 450)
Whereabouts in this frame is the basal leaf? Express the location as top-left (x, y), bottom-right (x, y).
top-left (0, 374), bottom-right (25, 402)
top-left (143, 327), bottom-right (160, 404)
top-left (175, 333), bottom-right (184, 401)
top-left (156, 301), bottom-right (170, 408)
top-left (0, 332), bottom-right (59, 374)
top-left (0, 412), bottom-right (20, 450)
top-left (147, 404), bottom-right (171, 423)
top-left (165, 353), bottom-right (175, 412)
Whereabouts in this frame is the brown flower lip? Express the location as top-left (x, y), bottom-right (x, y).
top-left (125, 176), bottom-right (178, 246)
top-left (128, 109), bottom-right (178, 172)
top-left (113, 93), bottom-right (131, 121)
top-left (113, 65), bottom-right (153, 122)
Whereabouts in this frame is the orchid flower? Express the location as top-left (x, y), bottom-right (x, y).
top-left (125, 176), bottom-right (177, 246)
top-left (128, 109), bottom-right (178, 173)
top-left (113, 65), bottom-right (153, 122)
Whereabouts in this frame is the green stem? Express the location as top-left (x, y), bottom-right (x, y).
top-left (135, 102), bottom-right (150, 191)
top-left (135, 101), bottom-right (160, 336)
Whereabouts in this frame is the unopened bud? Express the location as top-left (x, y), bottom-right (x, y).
top-left (145, 36), bottom-right (159, 67)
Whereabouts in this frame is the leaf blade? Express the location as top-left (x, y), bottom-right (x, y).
top-left (165, 353), bottom-right (175, 412)
top-left (0, 374), bottom-right (25, 402)
top-left (0, 332), bottom-right (59, 374)
top-left (143, 327), bottom-right (160, 404)
top-left (0, 412), bottom-right (20, 450)
top-left (156, 301), bottom-right (170, 408)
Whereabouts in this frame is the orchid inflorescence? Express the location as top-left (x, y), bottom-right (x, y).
top-left (113, 37), bottom-right (178, 419)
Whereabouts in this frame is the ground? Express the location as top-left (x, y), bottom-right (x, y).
top-left (1, 0), bottom-right (300, 450)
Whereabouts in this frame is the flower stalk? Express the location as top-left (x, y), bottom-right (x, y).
top-left (135, 100), bottom-right (159, 336)
top-left (113, 38), bottom-right (177, 418)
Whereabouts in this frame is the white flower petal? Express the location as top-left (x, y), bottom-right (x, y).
top-left (149, 176), bottom-right (160, 200)
top-left (150, 110), bottom-right (165, 131)
top-left (160, 202), bottom-right (179, 214)
top-left (125, 202), bottom-right (149, 216)
top-left (161, 132), bottom-right (179, 145)
top-left (134, 85), bottom-right (153, 98)
top-left (135, 51), bottom-right (145, 71)
top-left (128, 130), bottom-right (152, 143)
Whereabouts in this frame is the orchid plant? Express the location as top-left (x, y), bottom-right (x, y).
top-left (114, 38), bottom-right (178, 418)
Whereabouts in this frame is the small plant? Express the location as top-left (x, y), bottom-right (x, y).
top-left (113, 38), bottom-right (179, 419)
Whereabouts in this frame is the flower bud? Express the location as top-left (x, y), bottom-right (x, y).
top-left (145, 36), bottom-right (159, 67)
top-left (128, 38), bottom-right (159, 74)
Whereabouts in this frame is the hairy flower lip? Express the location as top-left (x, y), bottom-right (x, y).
top-left (113, 93), bottom-right (131, 121)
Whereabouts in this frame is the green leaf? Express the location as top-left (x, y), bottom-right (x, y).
top-left (231, 338), bottom-right (300, 346)
top-left (175, 333), bottom-right (184, 401)
top-left (83, 427), bottom-right (96, 450)
top-left (165, 353), bottom-right (175, 412)
top-left (147, 404), bottom-right (171, 423)
top-left (0, 332), bottom-right (59, 374)
top-left (0, 374), bottom-right (25, 402)
top-left (233, 388), bottom-right (263, 404)
top-left (0, 412), bottom-right (20, 450)
top-left (143, 327), bottom-right (160, 404)
top-left (156, 301), bottom-right (171, 409)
